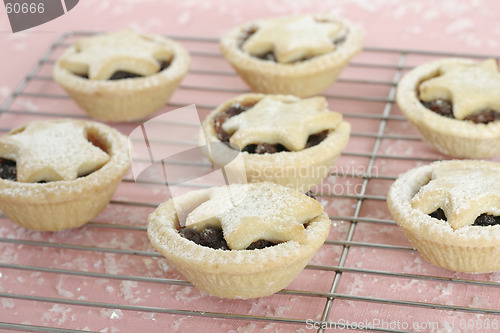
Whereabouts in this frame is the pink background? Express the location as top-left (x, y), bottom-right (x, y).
top-left (1, 1), bottom-right (500, 333)
top-left (1, 0), bottom-right (500, 104)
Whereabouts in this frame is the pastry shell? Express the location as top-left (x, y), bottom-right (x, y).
top-left (147, 184), bottom-right (331, 299)
top-left (0, 120), bottom-right (130, 231)
top-left (220, 15), bottom-right (363, 97)
top-left (53, 34), bottom-right (190, 122)
top-left (200, 93), bottom-right (351, 192)
top-left (396, 58), bottom-right (500, 158)
top-left (387, 160), bottom-right (500, 273)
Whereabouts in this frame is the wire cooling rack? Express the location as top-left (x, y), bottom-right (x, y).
top-left (1, 32), bottom-right (500, 333)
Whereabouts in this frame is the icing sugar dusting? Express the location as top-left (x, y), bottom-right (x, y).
top-left (119, 281), bottom-right (142, 303)
top-left (242, 15), bottom-right (342, 63)
top-left (40, 304), bottom-right (73, 324)
top-left (61, 29), bottom-right (174, 80)
top-left (445, 18), bottom-right (475, 34)
top-left (0, 120), bottom-right (110, 182)
top-left (419, 59), bottom-right (500, 120)
top-left (411, 164), bottom-right (500, 229)
top-left (185, 182), bottom-right (324, 250)
top-left (100, 309), bottom-right (123, 320)
top-left (56, 277), bottom-right (74, 299)
top-left (222, 96), bottom-right (340, 151)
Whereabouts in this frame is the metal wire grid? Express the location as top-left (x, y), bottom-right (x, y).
top-left (0, 32), bottom-right (499, 333)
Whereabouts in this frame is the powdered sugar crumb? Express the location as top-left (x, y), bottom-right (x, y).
top-left (40, 304), bottom-right (73, 324)
top-left (119, 281), bottom-right (142, 303)
top-left (170, 316), bottom-right (188, 331)
top-left (445, 18), bottom-right (475, 34)
top-left (56, 277), bottom-right (74, 299)
top-left (1, 298), bottom-right (14, 309)
top-left (100, 309), bottom-right (123, 320)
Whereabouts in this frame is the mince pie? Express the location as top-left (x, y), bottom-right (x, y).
top-left (200, 94), bottom-right (351, 192)
top-left (53, 29), bottom-right (190, 121)
top-left (396, 58), bottom-right (500, 158)
top-left (0, 119), bottom-right (130, 231)
top-left (220, 14), bottom-right (363, 97)
top-left (387, 160), bottom-right (500, 273)
top-left (147, 182), bottom-right (331, 298)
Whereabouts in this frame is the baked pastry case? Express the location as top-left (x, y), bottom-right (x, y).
top-left (1, 3), bottom-right (500, 333)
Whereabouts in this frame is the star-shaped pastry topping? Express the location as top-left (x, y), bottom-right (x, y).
top-left (0, 120), bottom-right (110, 183)
top-left (184, 183), bottom-right (324, 250)
top-left (242, 15), bottom-right (343, 63)
top-left (60, 29), bottom-right (174, 80)
top-left (419, 59), bottom-right (500, 120)
top-left (221, 96), bottom-right (342, 151)
top-left (411, 164), bottom-right (500, 229)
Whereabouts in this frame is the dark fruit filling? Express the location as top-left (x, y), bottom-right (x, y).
top-left (238, 26), bottom-right (258, 49)
top-left (179, 227), bottom-right (229, 250)
top-left (474, 215), bottom-right (500, 226)
top-left (242, 143), bottom-right (288, 154)
top-left (421, 99), bottom-right (500, 124)
top-left (305, 130), bottom-right (330, 148)
top-left (108, 71), bottom-right (143, 80)
top-left (213, 103), bottom-right (256, 143)
top-left (333, 35), bottom-right (347, 46)
top-left (179, 226), bottom-right (277, 250)
top-left (466, 110), bottom-right (500, 124)
top-left (255, 51), bottom-right (279, 62)
top-left (213, 103), bottom-right (330, 154)
top-left (421, 100), bottom-right (453, 119)
top-left (238, 20), bottom-right (346, 63)
top-left (78, 60), bottom-right (170, 80)
top-left (304, 190), bottom-right (316, 200)
top-left (429, 208), bottom-right (500, 226)
top-left (428, 208), bottom-right (447, 221)
top-left (0, 158), bottom-right (16, 181)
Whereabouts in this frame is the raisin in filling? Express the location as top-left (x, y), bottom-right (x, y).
top-left (420, 99), bottom-right (500, 124)
top-left (179, 226), bottom-right (278, 250)
top-left (213, 103), bottom-right (330, 154)
top-left (77, 60), bottom-right (171, 80)
top-left (238, 20), bottom-right (346, 63)
top-left (242, 143), bottom-right (288, 154)
top-left (306, 130), bottom-right (330, 148)
top-left (304, 190), bottom-right (317, 200)
top-left (213, 103), bottom-right (256, 143)
top-left (429, 208), bottom-right (500, 226)
top-left (0, 158), bottom-right (16, 181)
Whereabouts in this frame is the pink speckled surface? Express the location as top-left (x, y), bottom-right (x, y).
top-left (1, 1), bottom-right (500, 332)
top-left (1, 0), bottom-right (500, 105)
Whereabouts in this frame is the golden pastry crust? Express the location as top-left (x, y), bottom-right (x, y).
top-left (53, 29), bottom-right (190, 122)
top-left (0, 119), bottom-right (130, 231)
top-left (147, 182), bottom-right (331, 299)
top-left (200, 93), bottom-right (351, 192)
top-left (220, 15), bottom-right (363, 97)
top-left (396, 58), bottom-right (500, 158)
top-left (387, 160), bottom-right (500, 273)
